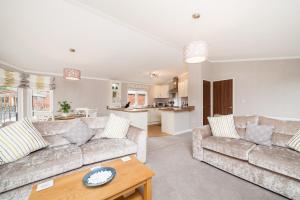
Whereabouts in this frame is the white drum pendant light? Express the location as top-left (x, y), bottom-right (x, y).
top-left (184, 41), bottom-right (208, 63)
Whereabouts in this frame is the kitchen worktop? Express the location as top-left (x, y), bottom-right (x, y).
top-left (107, 107), bottom-right (148, 112)
top-left (159, 106), bottom-right (195, 112)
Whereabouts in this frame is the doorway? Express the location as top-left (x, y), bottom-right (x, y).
top-left (203, 80), bottom-right (211, 125)
top-left (213, 79), bottom-right (233, 115)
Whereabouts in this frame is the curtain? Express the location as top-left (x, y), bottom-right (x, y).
top-left (26, 74), bottom-right (55, 90)
top-left (0, 68), bottom-right (55, 90)
top-left (0, 68), bottom-right (22, 88)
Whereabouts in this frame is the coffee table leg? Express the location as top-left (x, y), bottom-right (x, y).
top-left (143, 179), bottom-right (152, 200)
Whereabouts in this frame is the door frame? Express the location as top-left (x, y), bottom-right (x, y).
top-left (203, 80), bottom-right (211, 125)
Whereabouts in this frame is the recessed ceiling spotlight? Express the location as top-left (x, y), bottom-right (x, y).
top-left (192, 12), bottom-right (200, 19)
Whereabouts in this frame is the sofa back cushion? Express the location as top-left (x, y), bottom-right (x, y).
top-left (234, 115), bottom-right (259, 138)
top-left (43, 135), bottom-right (71, 147)
top-left (81, 116), bottom-right (108, 129)
top-left (272, 133), bottom-right (293, 147)
top-left (33, 120), bottom-right (74, 136)
top-left (259, 116), bottom-right (300, 135)
top-left (234, 115), bottom-right (259, 128)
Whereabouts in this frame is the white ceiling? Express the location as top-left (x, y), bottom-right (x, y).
top-left (0, 0), bottom-right (300, 84)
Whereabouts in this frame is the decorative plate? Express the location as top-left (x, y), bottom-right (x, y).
top-left (83, 167), bottom-right (116, 187)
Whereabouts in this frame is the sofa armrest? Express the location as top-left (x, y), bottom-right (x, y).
top-left (127, 126), bottom-right (147, 163)
top-left (192, 125), bottom-right (212, 161)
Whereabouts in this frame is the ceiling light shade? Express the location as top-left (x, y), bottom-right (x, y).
top-left (63, 68), bottom-right (81, 80)
top-left (184, 41), bottom-right (208, 63)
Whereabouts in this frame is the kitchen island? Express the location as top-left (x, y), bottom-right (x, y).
top-left (160, 106), bottom-right (195, 135)
top-left (107, 107), bottom-right (148, 131)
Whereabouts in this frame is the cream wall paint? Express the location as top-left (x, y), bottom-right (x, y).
top-left (188, 63), bottom-right (204, 128)
top-left (54, 76), bottom-right (111, 116)
top-left (207, 59), bottom-right (300, 119)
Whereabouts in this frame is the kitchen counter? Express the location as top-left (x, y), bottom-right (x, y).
top-left (107, 107), bottom-right (148, 131)
top-left (107, 107), bottom-right (148, 113)
top-left (160, 107), bottom-right (194, 135)
top-left (159, 106), bottom-right (195, 112)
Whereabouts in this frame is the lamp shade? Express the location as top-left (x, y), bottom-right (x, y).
top-left (184, 41), bottom-right (208, 63)
top-left (63, 68), bottom-right (81, 80)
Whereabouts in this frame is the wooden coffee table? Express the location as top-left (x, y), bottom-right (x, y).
top-left (29, 156), bottom-right (155, 200)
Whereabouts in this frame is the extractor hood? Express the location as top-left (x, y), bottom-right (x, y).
top-left (169, 77), bottom-right (178, 93)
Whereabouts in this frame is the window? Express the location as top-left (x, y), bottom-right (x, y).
top-left (0, 86), bottom-right (18, 125)
top-left (127, 90), bottom-right (148, 108)
top-left (32, 89), bottom-right (53, 121)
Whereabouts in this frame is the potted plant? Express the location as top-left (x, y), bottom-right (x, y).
top-left (58, 101), bottom-right (72, 117)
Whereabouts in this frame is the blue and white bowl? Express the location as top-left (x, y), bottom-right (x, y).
top-left (83, 167), bottom-right (116, 187)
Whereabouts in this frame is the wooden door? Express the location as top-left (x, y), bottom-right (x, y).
top-left (213, 79), bottom-right (233, 115)
top-left (203, 80), bottom-right (211, 125)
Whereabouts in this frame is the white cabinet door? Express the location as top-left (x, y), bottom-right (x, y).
top-left (184, 80), bottom-right (188, 97)
top-left (148, 108), bottom-right (161, 124)
top-left (160, 85), bottom-right (169, 98)
top-left (153, 85), bottom-right (161, 98)
top-left (178, 81), bottom-right (184, 97)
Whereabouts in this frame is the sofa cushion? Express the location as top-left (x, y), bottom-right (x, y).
top-left (81, 138), bottom-right (137, 165)
top-left (81, 116), bottom-right (108, 129)
top-left (102, 113), bottom-right (130, 139)
top-left (43, 135), bottom-right (71, 147)
top-left (259, 116), bottom-right (300, 135)
top-left (202, 136), bottom-right (256, 160)
top-left (0, 145), bottom-right (82, 193)
top-left (244, 124), bottom-right (273, 146)
top-left (62, 119), bottom-right (95, 146)
top-left (272, 133), bottom-right (293, 147)
top-left (208, 115), bottom-right (240, 139)
top-left (234, 115), bottom-right (259, 128)
top-left (33, 120), bottom-right (75, 136)
top-left (0, 119), bottom-right (48, 165)
top-left (287, 130), bottom-right (300, 152)
top-left (249, 145), bottom-right (300, 180)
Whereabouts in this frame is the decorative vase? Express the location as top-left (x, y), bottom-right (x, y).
top-left (61, 112), bottom-right (69, 117)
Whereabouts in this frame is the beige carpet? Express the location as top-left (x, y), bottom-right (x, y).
top-left (146, 132), bottom-right (287, 200)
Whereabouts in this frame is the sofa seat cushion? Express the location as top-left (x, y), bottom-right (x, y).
top-left (202, 136), bottom-right (256, 160)
top-left (81, 138), bottom-right (137, 165)
top-left (249, 145), bottom-right (300, 180)
top-left (0, 145), bottom-right (82, 193)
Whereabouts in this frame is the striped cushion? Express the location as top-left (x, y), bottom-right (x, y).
top-left (208, 115), bottom-right (240, 139)
top-left (0, 119), bottom-right (48, 165)
top-left (102, 113), bottom-right (130, 139)
top-left (287, 129), bottom-right (300, 152)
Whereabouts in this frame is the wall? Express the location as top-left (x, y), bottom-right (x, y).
top-left (188, 63), bottom-right (204, 128)
top-left (54, 76), bottom-right (110, 116)
top-left (206, 59), bottom-right (300, 119)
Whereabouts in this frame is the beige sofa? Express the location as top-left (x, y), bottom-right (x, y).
top-left (193, 116), bottom-right (300, 199)
top-left (0, 117), bottom-right (147, 200)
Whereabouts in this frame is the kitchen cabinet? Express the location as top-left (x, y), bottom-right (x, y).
top-left (178, 79), bottom-right (188, 97)
top-left (148, 108), bottom-right (161, 125)
top-left (153, 85), bottom-right (169, 98)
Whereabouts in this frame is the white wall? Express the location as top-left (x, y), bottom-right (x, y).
top-left (207, 59), bottom-right (300, 119)
top-left (188, 63), bottom-right (204, 128)
top-left (54, 76), bottom-right (111, 116)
